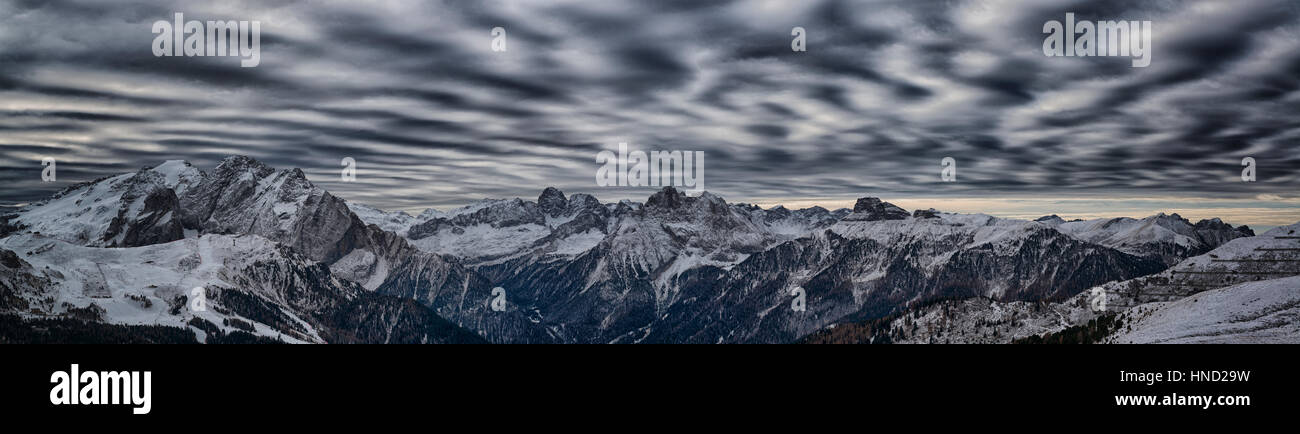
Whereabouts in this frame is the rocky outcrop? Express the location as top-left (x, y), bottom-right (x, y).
top-left (842, 197), bottom-right (909, 221)
top-left (913, 208), bottom-right (940, 219)
top-left (538, 187), bottom-right (568, 217)
top-left (7, 160), bottom-right (201, 247)
top-left (1034, 214), bottom-right (1065, 225)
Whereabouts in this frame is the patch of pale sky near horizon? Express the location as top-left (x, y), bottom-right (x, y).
top-left (319, 187), bottom-right (1300, 233)
top-left (759, 197), bottom-right (1300, 232)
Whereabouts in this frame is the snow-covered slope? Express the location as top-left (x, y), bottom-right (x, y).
top-left (4, 160), bottom-right (203, 247)
top-left (1054, 213), bottom-right (1253, 266)
top-left (804, 296), bottom-right (1098, 344)
top-left (825, 222), bottom-right (1300, 344)
top-left (1105, 275), bottom-right (1300, 344)
top-left (406, 198), bottom-right (555, 260)
top-left (346, 203), bottom-right (417, 235)
top-left (0, 233), bottom-right (485, 343)
top-left (1085, 222), bottom-right (1300, 310)
top-left (3, 156), bottom-right (550, 343)
top-left (0, 233), bottom-right (312, 341)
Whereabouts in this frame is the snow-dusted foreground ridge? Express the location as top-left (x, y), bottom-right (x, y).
top-left (1106, 276), bottom-right (1300, 344)
top-left (812, 224), bottom-right (1300, 344)
top-left (0, 155), bottom-right (1275, 344)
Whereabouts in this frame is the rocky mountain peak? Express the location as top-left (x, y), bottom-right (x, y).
top-left (567, 193), bottom-right (602, 211)
top-left (213, 155), bottom-right (275, 180)
top-left (764, 205), bottom-right (792, 220)
top-left (645, 186), bottom-right (687, 209)
top-left (695, 191), bottom-right (728, 211)
top-left (1193, 218), bottom-right (1255, 242)
top-left (1149, 212), bottom-right (1190, 225)
top-left (1034, 214), bottom-right (1065, 225)
top-left (538, 187), bottom-right (568, 217)
top-left (845, 197), bottom-right (909, 221)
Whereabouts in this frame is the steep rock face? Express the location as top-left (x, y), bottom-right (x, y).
top-left (537, 187), bottom-right (568, 217)
top-left (179, 156), bottom-right (362, 263)
top-left (1192, 218), bottom-right (1255, 247)
top-left (470, 187), bottom-right (803, 343)
top-left (8, 160), bottom-right (202, 247)
top-left (102, 176), bottom-right (183, 247)
top-left (374, 251), bottom-right (556, 343)
top-left (642, 214), bottom-right (1165, 343)
top-left (221, 241), bottom-right (486, 344)
top-left (0, 247), bottom-right (55, 313)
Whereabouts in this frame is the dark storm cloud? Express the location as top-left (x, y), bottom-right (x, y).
top-left (1, 0), bottom-right (1298, 215)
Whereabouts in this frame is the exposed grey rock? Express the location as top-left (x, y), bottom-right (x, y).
top-left (6, 161), bottom-right (200, 247)
top-left (913, 208), bottom-right (940, 219)
top-left (644, 222), bottom-right (1165, 343)
top-left (538, 187), bottom-right (568, 217)
top-left (179, 157), bottom-right (359, 263)
top-left (1034, 214), bottom-right (1065, 225)
top-left (842, 197), bottom-right (909, 221)
top-left (102, 172), bottom-right (184, 247)
top-left (1193, 218), bottom-right (1254, 247)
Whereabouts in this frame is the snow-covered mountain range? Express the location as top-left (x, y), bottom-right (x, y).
top-left (0, 156), bottom-right (1278, 344)
top-left (1040, 213), bottom-right (1254, 266)
top-left (807, 223), bottom-right (1300, 344)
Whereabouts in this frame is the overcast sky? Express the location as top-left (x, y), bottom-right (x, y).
top-left (1, 0), bottom-right (1297, 228)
